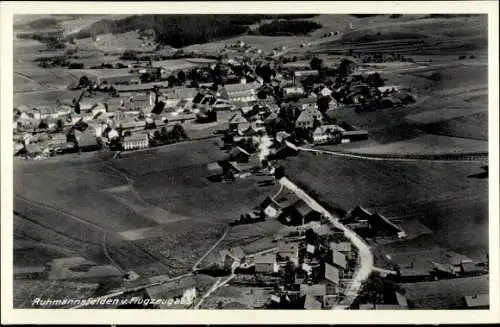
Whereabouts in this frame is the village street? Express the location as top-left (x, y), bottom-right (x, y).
top-left (278, 177), bottom-right (374, 309)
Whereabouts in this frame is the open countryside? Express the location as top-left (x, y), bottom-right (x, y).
top-left (12, 12), bottom-right (491, 311)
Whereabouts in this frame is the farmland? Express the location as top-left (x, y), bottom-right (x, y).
top-left (14, 139), bottom-right (279, 299)
top-left (282, 152), bottom-right (488, 260)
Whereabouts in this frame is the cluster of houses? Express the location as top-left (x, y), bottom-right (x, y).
top-left (216, 185), bottom-right (365, 310)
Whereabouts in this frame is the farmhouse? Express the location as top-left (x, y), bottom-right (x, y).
top-left (48, 133), bottom-right (68, 150)
top-left (321, 263), bottom-right (340, 295)
top-left (295, 107), bottom-right (323, 130)
top-left (124, 94), bottom-right (153, 111)
top-left (341, 130), bottom-right (369, 142)
top-left (282, 200), bottom-right (321, 226)
top-left (277, 242), bottom-right (299, 266)
top-left (74, 130), bottom-right (100, 151)
top-left (463, 294), bottom-right (489, 309)
top-left (220, 81), bottom-right (260, 103)
top-left (312, 125), bottom-right (344, 144)
top-left (254, 253), bottom-right (279, 274)
top-left (122, 133), bottom-right (149, 151)
top-left (260, 196), bottom-right (282, 219)
top-left (283, 86), bottom-right (305, 97)
top-left (163, 87), bottom-right (199, 108)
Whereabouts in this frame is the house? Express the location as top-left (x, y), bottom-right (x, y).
top-left (254, 253), bottom-right (279, 274)
top-left (464, 294), bottom-right (489, 309)
top-left (282, 199), bottom-right (321, 226)
top-left (163, 87), bottom-right (199, 108)
top-left (312, 125), bottom-right (344, 144)
top-left (228, 113), bottom-right (250, 131)
top-left (124, 94), bottom-right (153, 111)
top-left (310, 224), bottom-right (331, 240)
top-left (303, 294), bottom-right (322, 310)
top-left (331, 250), bottom-right (347, 276)
top-left (122, 133), bottom-right (149, 151)
top-left (341, 130), bottom-right (369, 142)
top-left (431, 261), bottom-right (459, 278)
top-left (74, 130), bottom-right (100, 151)
top-left (301, 262), bottom-right (313, 276)
top-left (329, 241), bottom-right (352, 254)
top-left (228, 146), bottom-right (251, 162)
top-left (120, 120), bottom-right (147, 131)
top-left (295, 107), bottom-right (323, 130)
top-left (293, 70), bottom-right (319, 84)
top-left (459, 260), bottom-right (485, 276)
top-left (295, 97), bottom-right (319, 111)
top-left (220, 81), bottom-right (260, 103)
top-left (277, 242), bottom-right (299, 266)
top-left (283, 86), bottom-right (305, 97)
top-left (321, 263), bottom-right (340, 295)
top-left (48, 133), bottom-right (68, 151)
top-left (260, 197), bottom-right (282, 219)
top-left (306, 244), bottom-right (316, 255)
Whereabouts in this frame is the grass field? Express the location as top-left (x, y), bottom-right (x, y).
top-left (282, 152), bottom-right (488, 259)
top-left (14, 139), bottom-right (279, 285)
top-left (346, 134), bottom-right (488, 155)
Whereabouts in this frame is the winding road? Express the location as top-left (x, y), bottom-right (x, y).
top-left (279, 177), bottom-right (374, 310)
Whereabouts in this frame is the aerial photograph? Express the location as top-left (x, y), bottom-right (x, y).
top-left (12, 13), bottom-right (489, 310)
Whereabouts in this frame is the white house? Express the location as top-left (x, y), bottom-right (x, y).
top-left (122, 133), bottom-right (149, 151)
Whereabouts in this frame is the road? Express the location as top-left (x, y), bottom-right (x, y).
top-left (279, 177), bottom-right (374, 309)
top-left (194, 271), bottom-right (236, 309)
top-left (192, 225), bottom-right (229, 272)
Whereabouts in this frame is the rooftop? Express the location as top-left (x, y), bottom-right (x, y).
top-left (324, 263), bottom-right (340, 284)
top-left (332, 250), bottom-right (347, 270)
top-left (255, 253), bottom-right (277, 264)
top-left (304, 294), bottom-right (322, 310)
top-left (464, 294), bottom-right (489, 308)
top-left (123, 133), bottom-right (149, 142)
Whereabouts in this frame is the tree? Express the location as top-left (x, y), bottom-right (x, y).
top-left (177, 70), bottom-right (187, 85)
top-left (310, 56), bottom-right (323, 71)
top-left (167, 74), bottom-right (178, 87)
top-left (317, 96), bottom-right (331, 114)
top-left (55, 119), bottom-right (64, 132)
top-left (78, 75), bottom-right (91, 89)
top-left (359, 271), bottom-right (404, 309)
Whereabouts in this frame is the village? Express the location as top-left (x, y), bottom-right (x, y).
top-left (12, 30), bottom-right (489, 311)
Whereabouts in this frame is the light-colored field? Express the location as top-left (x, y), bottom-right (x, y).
top-left (406, 108), bottom-right (487, 125)
top-left (346, 134), bottom-right (488, 155)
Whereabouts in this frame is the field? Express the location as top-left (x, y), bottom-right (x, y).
top-left (346, 134), bottom-right (488, 155)
top-left (13, 139), bottom-right (279, 305)
top-left (282, 152), bottom-right (488, 261)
